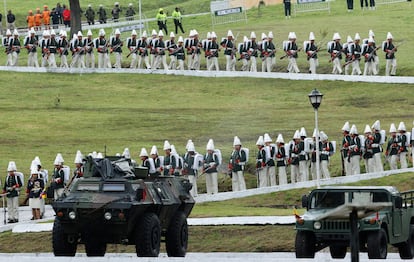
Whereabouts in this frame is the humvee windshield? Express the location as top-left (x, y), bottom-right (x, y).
top-left (310, 190), bottom-right (390, 209)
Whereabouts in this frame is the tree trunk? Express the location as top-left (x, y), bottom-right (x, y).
top-left (69, 0), bottom-right (82, 38)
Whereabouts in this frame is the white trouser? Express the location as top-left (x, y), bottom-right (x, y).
top-left (177, 59), bottom-right (185, 70)
top-left (291, 165), bottom-right (299, 183)
top-left (351, 60), bottom-right (362, 75)
top-left (232, 170), bottom-right (246, 191)
top-left (309, 58), bottom-right (318, 74)
top-left (11, 52), bottom-right (19, 66)
top-left (278, 166), bottom-right (287, 185)
top-left (113, 52), bottom-right (122, 68)
top-left (257, 168), bottom-right (268, 188)
top-left (241, 58), bottom-right (249, 71)
top-left (350, 155), bottom-right (360, 175)
top-left (187, 54), bottom-right (193, 70)
top-left (365, 158), bottom-right (375, 173)
top-left (363, 61), bottom-right (377, 76)
top-left (192, 54), bottom-right (200, 70)
top-left (310, 161), bottom-right (318, 180)
top-left (41, 54), bottom-right (48, 67)
top-left (321, 160), bottom-right (330, 179)
top-left (129, 53), bottom-right (138, 69)
top-left (6, 53), bottom-right (12, 66)
top-left (344, 156), bottom-right (352, 176)
top-left (288, 57), bottom-right (300, 73)
top-left (169, 55), bottom-right (177, 70)
top-left (389, 155), bottom-right (398, 170)
top-left (299, 161), bottom-right (309, 182)
top-left (7, 196), bottom-right (19, 220)
top-left (138, 55), bottom-right (151, 69)
top-left (261, 57), bottom-right (267, 72)
top-left (79, 54), bottom-right (85, 68)
top-left (400, 152), bottom-right (407, 169)
top-left (85, 53), bottom-right (95, 68)
top-left (188, 175), bottom-right (198, 197)
top-left (385, 58), bottom-right (397, 76)
top-left (374, 55), bottom-right (379, 74)
top-left (205, 57), bottom-right (211, 70)
top-left (28, 52), bottom-right (39, 67)
top-left (60, 55), bottom-right (69, 68)
top-left (225, 54), bottom-right (236, 71)
top-left (267, 166), bottom-right (276, 186)
top-left (250, 56), bottom-right (257, 72)
top-left (373, 153), bottom-right (383, 172)
top-left (97, 52), bottom-right (107, 68)
top-left (266, 57), bottom-right (275, 72)
top-left (208, 57), bottom-right (219, 71)
top-left (344, 62), bottom-right (351, 75)
top-left (150, 53), bottom-right (156, 68)
top-left (54, 188), bottom-right (64, 200)
top-left (205, 172), bottom-right (218, 194)
top-left (155, 55), bottom-right (168, 69)
top-left (332, 57), bottom-right (342, 74)
top-left (48, 53), bottom-right (57, 68)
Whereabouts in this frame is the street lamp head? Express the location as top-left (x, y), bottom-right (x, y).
top-left (308, 89), bottom-right (323, 109)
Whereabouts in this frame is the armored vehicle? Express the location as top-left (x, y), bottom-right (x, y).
top-left (296, 186), bottom-right (414, 259)
top-left (51, 155), bottom-right (195, 257)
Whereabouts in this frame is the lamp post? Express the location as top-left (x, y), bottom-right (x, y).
top-left (308, 89), bottom-right (323, 188)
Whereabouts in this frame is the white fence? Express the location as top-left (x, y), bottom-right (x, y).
top-left (211, 0), bottom-right (248, 28)
top-left (294, 0), bottom-right (331, 16)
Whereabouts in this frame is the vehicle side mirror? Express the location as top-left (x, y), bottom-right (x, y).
top-left (301, 195), bottom-right (308, 208)
top-left (395, 196), bottom-right (403, 209)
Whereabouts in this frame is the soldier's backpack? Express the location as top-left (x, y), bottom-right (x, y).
top-left (327, 41), bottom-right (334, 53)
top-left (303, 40), bottom-right (310, 52)
top-left (379, 130), bottom-right (386, 145)
top-left (330, 141), bottom-right (337, 156)
top-left (13, 172), bottom-right (25, 187)
top-left (241, 147), bottom-right (249, 164)
top-left (283, 40), bottom-right (290, 52)
top-left (404, 132), bottom-right (411, 147)
top-left (62, 165), bottom-right (71, 184)
top-left (213, 149), bottom-right (222, 167)
top-left (304, 138), bottom-right (313, 153)
top-left (193, 153), bottom-right (204, 170)
top-left (359, 135), bottom-right (366, 152)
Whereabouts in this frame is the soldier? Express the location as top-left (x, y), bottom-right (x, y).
top-left (362, 36), bottom-right (377, 75)
top-left (397, 122), bottom-right (408, 169)
top-left (246, 31), bottom-right (258, 72)
top-left (154, 30), bottom-right (168, 70)
top-left (71, 31), bottom-right (85, 68)
top-left (363, 124), bottom-right (375, 173)
top-left (183, 141), bottom-right (199, 197)
top-left (25, 28), bottom-right (39, 67)
top-left (95, 29), bottom-right (110, 68)
top-left (368, 30), bottom-right (380, 74)
top-left (341, 121), bottom-right (352, 176)
top-left (371, 120), bottom-right (384, 172)
top-left (125, 3), bottom-right (135, 21)
top-left (9, 29), bottom-right (21, 66)
top-left (139, 148), bottom-right (156, 176)
top-left (289, 130), bottom-right (301, 183)
top-left (202, 32), bottom-right (211, 70)
top-left (310, 129), bottom-right (320, 181)
top-left (127, 30), bottom-right (139, 69)
top-left (350, 33), bottom-right (362, 75)
top-left (150, 145), bottom-right (162, 176)
top-left (348, 125), bottom-right (361, 175)
top-left (149, 30), bottom-right (158, 69)
top-left (98, 4), bottom-right (107, 24)
top-left (156, 8), bottom-right (168, 35)
top-left (238, 36), bottom-right (249, 72)
top-left (259, 33), bottom-right (267, 72)
top-left (27, 168), bottom-right (44, 220)
top-left (189, 30), bottom-right (201, 70)
top-left (85, 4), bottom-right (95, 25)
top-left (204, 139), bottom-right (219, 194)
top-left (328, 32), bottom-right (343, 74)
top-left (40, 30), bottom-right (50, 67)
top-left (52, 153), bottom-right (65, 200)
top-left (206, 32), bottom-right (219, 71)
top-left (298, 127), bottom-right (309, 182)
top-left (72, 150), bottom-right (84, 182)
top-left (33, 156), bottom-right (48, 218)
top-left (256, 135), bottom-right (268, 188)
top-left (172, 7), bottom-right (185, 34)
top-left (343, 35), bottom-right (353, 75)
top-left (170, 145), bottom-right (182, 176)
top-left (229, 136), bottom-right (247, 191)
top-left (275, 134), bottom-right (287, 185)
top-left (3, 161), bottom-right (23, 223)
top-left (3, 29), bottom-right (12, 66)
top-left (284, 32), bottom-right (300, 73)
top-left (45, 29), bottom-right (58, 68)
top-left (320, 131), bottom-right (333, 179)
top-left (221, 30), bottom-right (236, 71)
top-left (264, 133), bottom-right (276, 186)
top-left (110, 29), bottom-right (123, 68)
top-left (385, 123), bottom-right (399, 170)
top-left (383, 32), bottom-right (397, 76)
top-left (184, 30), bottom-right (194, 70)
top-left (175, 36), bottom-right (185, 70)
top-left (58, 30), bottom-right (69, 68)
top-left (84, 30), bottom-right (94, 68)
top-left (262, 31), bottom-right (276, 72)
top-left (137, 31), bottom-right (151, 69)
top-left (111, 2), bottom-right (122, 22)
top-left (166, 32), bottom-right (177, 70)
top-left (162, 140), bottom-right (176, 176)
top-left (304, 32), bottom-right (319, 74)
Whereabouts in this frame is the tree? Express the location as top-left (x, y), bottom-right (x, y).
top-left (69, 0), bottom-right (82, 37)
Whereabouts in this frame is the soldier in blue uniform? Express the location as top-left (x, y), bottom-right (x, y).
top-left (175, 36), bottom-right (185, 70)
top-left (371, 120), bottom-right (384, 172)
top-left (246, 31), bottom-right (258, 72)
top-left (328, 33), bottom-right (342, 74)
top-left (285, 32), bottom-right (300, 73)
top-left (221, 30), bottom-right (236, 71)
top-left (305, 32), bottom-right (318, 74)
top-left (137, 31), bottom-right (150, 69)
top-left (320, 131), bottom-right (334, 179)
top-left (150, 145), bottom-right (162, 176)
top-left (58, 30), bottom-right (69, 68)
top-left (350, 33), bottom-right (362, 75)
top-left (363, 124), bottom-right (375, 173)
top-left (3, 161), bottom-right (23, 223)
top-left (166, 32), bottom-right (177, 70)
top-left (262, 31), bottom-right (276, 72)
top-left (256, 135), bottom-right (267, 188)
top-left (52, 153), bottom-right (65, 200)
top-left (289, 130), bottom-right (301, 183)
top-left (94, 29), bottom-right (109, 68)
top-left (126, 30), bottom-right (138, 69)
top-left (341, 122), bottom-right (352, 176)
top-left (264, 133), bottom-right (276, 186)
top-left (162, 140), bottom-right (176, 176)
top-left (206, 32), bottom-right (219, 71)
top-left (154, 30), bottom-right (169, 70)
top-left (397, 122), bottom-right (408, 169)
top-left (275, 134), bottom-right (287, 185)
top-left (27, 168), bottom-right (44, 220)
top-left (343, 35), bottom-right (353, 75)
top-left (24, 28), bottom-right (39, 67)
top-left (229, 136), bottom-right (247, 191)
top-left (204, 139), bottom-right (219, 194)
top-left (110, 29), bottom-right (123, 68)
top-left (349, 125), bottom-right (361, 175)
top-left (9, 29), bottom-right (21, 66)
top-left (362, 36), bottom-right (377, 75)
top-left (383, 32), bottom-right (397, 76)
top-left (386, 123), bottom-right (399, 170)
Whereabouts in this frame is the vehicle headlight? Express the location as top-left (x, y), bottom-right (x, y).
top-left (313, 221), bottom-right (322, 230)
top-left (104, 212), bottom-right (112, 220)
top-left (68, 211), bottom-right (76, 220)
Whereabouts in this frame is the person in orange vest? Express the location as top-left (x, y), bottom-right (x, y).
top-left (34, 8), bottom-right (42, 31)
top-left (42, 5), bottom-right (51, 30)
top-left (27, 10), bottom-right (35, 29)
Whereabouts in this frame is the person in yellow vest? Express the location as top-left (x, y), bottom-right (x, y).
top-left (172, 7), bottom-right (184, 34)
top-left (156, 8), bottom-right (168, 35)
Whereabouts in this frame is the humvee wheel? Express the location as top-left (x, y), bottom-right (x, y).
top-left (295, 231), bottom-right (315, 258)
top-left (136, 212), bottom-right (161, 257)
top-left (398, 225), bottom-right (414, 259)
top-left (52, 218), bottom-right (77, 256)
top-left (84, 234), bottom-right (107, 257)
top-left (329, 245), bottom-right (347, 259)
top-left (367, 229), bottom-right (388, 259)
top-left (166, 211), bottom-right (188, 257)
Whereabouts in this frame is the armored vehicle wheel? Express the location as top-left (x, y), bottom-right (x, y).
top-left (166, 211), bottom-right (188, 257)
top-left (135, 212), bottom-right (161, 257)
top-left (84, 235), bottom-right (107, 257)
top-left (329, 245), bottom-right (347, 259)
top-left (295, 231), bottom-right (315, 258)
top-left (367, 228), bottom-right (388, 259)
top-left (52, 218), bottom-right (77, 256)
top-left (398, 225), bottom-right (414, 259)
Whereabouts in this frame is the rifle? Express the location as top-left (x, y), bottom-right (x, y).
top-left (328, 49), bottom-right (344, 63)
top-left (26, 42), bottom-right (38, 53)
top-left (206, 49), bottom-right (218, 59)
top-left (59, 44), bottom-right (69, 57)
top-left (238, 52), bottom-right (249, 61)
top-left (110, 41), bottom-right (123, 53)
top-left (308, 47), bottom-right (323, 60)
top-left (262, 49), bottom-right (276, 61)
top-left (280, 47), bottom-right (302, 60)
top-left (366, 46), bottom-right (381, 61)
top-left (386, 41), bottom-right (403, 58)
top-left (126, 46), bottom-right (139, 58)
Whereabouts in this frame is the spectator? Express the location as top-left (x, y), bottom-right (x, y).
top-left (283, 0), bottom-right (291, 19)
top-left (6, 10), bottom-right (16, 31)
top-left (0, 12), bottom-right (3, 35)
top-left (172, 7), bottom-right (185, 34)
top-left (156, 8), bottom-right (168, 35)
top-left (125, 3), bottom-right (136, 21)
top-left (27, 10), bottom-right (35, 29)
top-left (85, 4), bottom-right (95, 25)
top-left (98, 4), bottom-right (107, 24)
top-left (360, 0), bottom-right (368, 9)
top-left (34, 8), bottom-right (43, 31)
top-left (51, 8), bottom-right (60, 29)
top-left (62, 5), bottom-right (70, 27)
top-left (43, 5), bottom-right (51, 29)
top-left (56, 3), bottom-right (63, 24)
top-left (111, 2), bottom-right (122, 22)
top-left (347, 0), bottom-right (354, 11)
